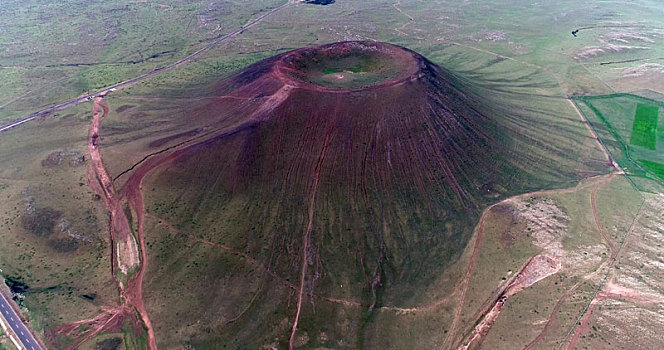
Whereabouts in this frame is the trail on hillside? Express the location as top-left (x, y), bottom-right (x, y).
top-left (289, 133), bottom-right (332, 350)
top-left (523, 172), bottom-right (618, 349)
top-left (560, 198), bottom-right (652, 350)
top-left (450, 71), bottom-right (628, 346)
top-left (56, 307), bottom-right (132, 348)
top-left (88, 82), bottom-right (298, 348)
top-left (147, 213), bottom-right (363, 309)
top-left (565, 279), bottom-right (661, 350)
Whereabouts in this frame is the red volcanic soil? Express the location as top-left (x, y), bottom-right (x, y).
top-left (118, 41), bottom-right (531, 347)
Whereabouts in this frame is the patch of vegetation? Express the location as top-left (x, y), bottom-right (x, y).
top-left (95, 337), bottom-right (123, 350)
top-left (639, 160), bottom-right (664, 181)
top-left (80, 293), bottom-right (96, 301)
top-left (20, 207), bottom-right (62, 237)
top-left (305, 0), bottom-right (335, 5)
top-left (41, 150), bottom-right (85, 168)
top-left (47, 239), bottom-right (79, 253)
top-left (5, 276), bottom-right (29, 294)
top-left (630, 103), bottom-right (659, 150)
top-left (122, 316), bottom-right (148, 350)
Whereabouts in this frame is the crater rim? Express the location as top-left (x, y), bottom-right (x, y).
top-left (273, 41), bottom-right (423, 92)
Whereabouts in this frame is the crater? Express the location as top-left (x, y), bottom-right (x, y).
top-left (275, 41), bottom-right (421, 90)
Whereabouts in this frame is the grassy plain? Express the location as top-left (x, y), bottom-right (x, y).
top-left (0, 0), bottom-right (285, 122)
top-left (466, 174), bottom-right (644, 349)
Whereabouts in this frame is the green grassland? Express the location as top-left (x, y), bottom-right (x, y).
top-left (484, 175), bottom-right (643, 349)
top-left (639, 159), bottom-right (664, 180)
top-left (3, 0), bottom-right (664, 123)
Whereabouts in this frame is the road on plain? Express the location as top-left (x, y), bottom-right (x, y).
top-left (0, 0), bottom-right (293, 134)
top-left (0, 292), bottom-right (41, 350)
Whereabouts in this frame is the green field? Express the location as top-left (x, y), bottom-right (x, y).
top-left (630, 103), bottom-right (659, 150)
top-left (575, 94), bottom-right (664, 187)
top-left (639, 159), bottom-right (664, 180)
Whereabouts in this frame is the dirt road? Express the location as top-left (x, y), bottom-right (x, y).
top-left (75, 96), bottom-right (157, 349)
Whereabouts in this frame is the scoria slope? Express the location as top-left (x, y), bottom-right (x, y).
top-left (109, 41), bottom-right (595, 348)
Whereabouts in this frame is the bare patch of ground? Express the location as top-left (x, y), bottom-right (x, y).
top-left (512, 197), bottom-right (570, 257)
top-left (574, 27), bottom-right (662, 61)
top-left (115, 237), bottom-right (140, 275)
top-left (615, 62), bottom-right (664, 78)
top-left (41, 150), bottom-right (86, 167)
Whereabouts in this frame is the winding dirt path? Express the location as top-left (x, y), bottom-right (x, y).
top-left (565, 279), bottom-right (661, 350)
top-left (443, 202), bottom-right (488, 348)
top-left (392, 0), bottom-right (414, 35)
top-left (591, 172), bottom-right (617, 255)
top-left (523, 277), bottom-right (586, 350)
top-left (125, 181), bottom-right (157, 349)
top-left (85, 96), bottom-right (157, 349)
top-left (560, 197), bottom-right (650, 350)
top-left (524, 172), bottom-right (619, 349)
top-left (567, 100), bottom-right (613, 166)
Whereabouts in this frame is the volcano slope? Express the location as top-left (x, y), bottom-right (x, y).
top-left (107, 41), bottom-right (602, 348)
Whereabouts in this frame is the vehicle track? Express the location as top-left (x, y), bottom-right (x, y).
top-left (289, 133), bottom-right (332, 350)
top-left (524, 172), bottom-right (641, 350)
